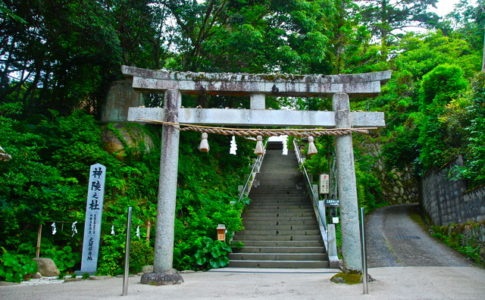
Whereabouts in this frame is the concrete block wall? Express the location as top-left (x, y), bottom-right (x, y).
top-left (421, 157), bottom-right (485, 226)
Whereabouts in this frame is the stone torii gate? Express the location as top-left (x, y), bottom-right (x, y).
top-left (121, 65), bottom-right (391, 284)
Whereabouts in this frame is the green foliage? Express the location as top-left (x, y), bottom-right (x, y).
top-left (40, 244), bottom-right (79, 273)
top-left (193, 237), bottom-right (232, 269)
top-left (303, 133), bottom-right (386, 212)
top-left (97, 234), bottom-right (125, 276)
top-left (376, 32), bottom-right (482, 183)
top-left (0, 248), bottom-right (37, 282)
top-left (356, 0), bottom-right (440, 51)
top-left (461, 74), bottom-right (485, 186)
top-left (0, 0), bottom-right (122, 113)
top-left (129, 241), bottom-right (154, 273)
top-left (414, 64), bottom-right (469, 170)
top-left (430, 222), bottom-right (484, 266)
top-left (420, 64), bottom-right (468, 106)
top-left (0, 104), bottom-right (251, 274)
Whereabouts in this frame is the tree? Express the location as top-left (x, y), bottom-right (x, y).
top-left (440, 0), bottom-right (485, 71)
top-left (0, 0), bottom-right (121, 114)
top-left (355, 0), bottom-right (439, 58)
top-left (162, 0), bottom-right (338, 74)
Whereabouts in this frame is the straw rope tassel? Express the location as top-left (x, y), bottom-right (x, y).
top-left (198, 132), bottom-right (210, 152)
top-left (307, 136), bottom-right (318, 156)
top-left (254, 136), bottom-right (264, 155)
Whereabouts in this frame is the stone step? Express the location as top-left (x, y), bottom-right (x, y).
top-left (243, 211), bottom-right (315, 218)
top-left (248, 204), bottom-right (311, 209)
top-left (236, 229), bottom-right (320, 236)
top-left (246, 208), bottom-right (314, 213)
top-left (243, 216), bottom-right (316, 222)
top-left (243, 223), bottom-right (318, 230)
top-left (250, 194), bottom-right (310, 203)
top-left (234, 240), bottom-right (323, 247)
top-left (243, 219), bottom-right (319, 226)
top-left (247, 202), bottom-right (313, 207)
top-left (237, 246), bottom-right (325, 253)
top-left (228, 260), bottom-right (329, 268)
top-left (231, 148), bottom-right (328, 269)
top-left (254, 177), bottom-right (300, 180)
top-left (233, 234), bottom-right (321, 241)
top-left (249, 193), bottom-right (310, 203)
top-left (243, 211), bottom-right (315, 219)
top-left (229, 252), bottom-right (327, 261)
top-left (244, 209), bottom-right (315, 217)
top-left (248, 201), bottom-right (308, 205)
top-left (244, 213), bottom-right (315, 218)
top-left (250, 190), bottom-right (304, 195)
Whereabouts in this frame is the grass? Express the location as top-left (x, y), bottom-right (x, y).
top-left (407, 206), bottom-right (484, 267)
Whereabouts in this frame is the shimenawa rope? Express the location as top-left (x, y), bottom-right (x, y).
top-left (138, 119), bottom-right (376, 137)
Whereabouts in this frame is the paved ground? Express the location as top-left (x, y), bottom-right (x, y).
top-left (365, 204), bottom-right (473, 267)
top-left (1, 204), bottom-right (484, 299)
top-left (1, 267), bottom-right (484, 300)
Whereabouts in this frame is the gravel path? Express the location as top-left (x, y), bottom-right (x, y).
top-left (365, 204), bottom-right (473, 267)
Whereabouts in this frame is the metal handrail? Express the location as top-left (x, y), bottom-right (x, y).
top-left (237, 142), bottom-right (267, 203)
top-left (293, 139), bottom-right (328, 250)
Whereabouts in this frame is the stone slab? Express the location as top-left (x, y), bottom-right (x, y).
top-left (128, 107), bottom-right (385, 127)
top-left (140, 271), bottom-right (183, 286)
top-left (122, 66), bottom-right (391, 96)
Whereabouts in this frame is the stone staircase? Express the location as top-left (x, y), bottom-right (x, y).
top-left (229, 142), bottom-right (328, 268)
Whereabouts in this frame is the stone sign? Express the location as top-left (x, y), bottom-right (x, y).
top-left (79, 163), bottom-right (106, 274)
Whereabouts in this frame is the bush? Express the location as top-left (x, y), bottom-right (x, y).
top-left (193, 237), bottom-right (232, 269)
top-left (430, 222), bottom-right (484, 266)
top-left (129, 240), bottom-right (153, 273)
top-left (41, 245), bottom-right (80, 273)
top-left (0, 248), bottom-right (37, 282)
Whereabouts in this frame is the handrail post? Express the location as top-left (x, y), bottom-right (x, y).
top-left (294, 139), bottom-right (331, 256)
top-left (237, 142), bottom-right (267, 203)
top-left (327, 224), bottom-right (339, 268)
top-left (360, 207), bottom-right (368, 294)
top-left (122, 207), bottom-right (132, 296)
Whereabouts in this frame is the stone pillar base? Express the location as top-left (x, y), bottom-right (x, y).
top-left (140, 270), bottom-right (184, 286)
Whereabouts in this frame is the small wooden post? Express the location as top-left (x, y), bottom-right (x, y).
top-left (36, 223), bottom-right (42, 258)
top-left (146, 221), bottom-right (151, 244)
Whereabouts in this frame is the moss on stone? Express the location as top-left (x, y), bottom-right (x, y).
top-left (259, 73), bottom-right (306, 82)
top-left (330, 271), bottom-right (362, 284)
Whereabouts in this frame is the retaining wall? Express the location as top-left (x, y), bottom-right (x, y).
top-left (421, 157), bottom-right (485, 226)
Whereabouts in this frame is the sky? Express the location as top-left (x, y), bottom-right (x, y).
top-left (433, 0), bottom-right (477, 17)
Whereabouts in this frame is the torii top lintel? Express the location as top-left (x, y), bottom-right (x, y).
top-left (122, 65), bottom-right (391, 97)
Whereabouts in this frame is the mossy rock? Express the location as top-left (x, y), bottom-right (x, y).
top-left (330, 271), bottom-right (362, 284)
top-left (102, 123), bottom-right (155, 160)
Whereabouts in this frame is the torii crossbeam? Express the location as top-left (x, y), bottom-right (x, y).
top-left (121, 65), bottom-right (391, 285)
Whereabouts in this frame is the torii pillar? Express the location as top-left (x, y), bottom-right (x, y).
top-left (140, 89), bottom-right (184, 285)
top-left (333, 93), bottom-right (361, 271)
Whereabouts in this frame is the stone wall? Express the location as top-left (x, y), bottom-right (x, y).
top-left (101, 79), bottom-right (144, 122)
top-left (362, 142), bottom-right (419, 204)
top-left (421, 157), bottom-right (485, 226)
